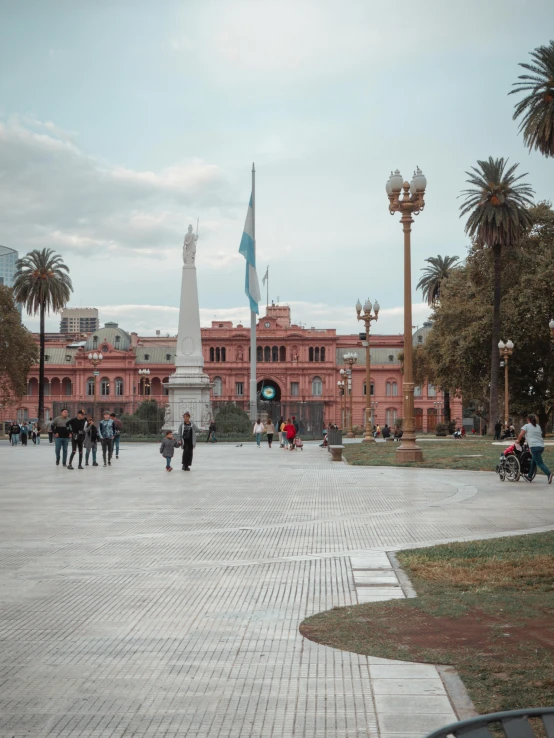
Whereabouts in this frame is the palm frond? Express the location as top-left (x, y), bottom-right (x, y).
top-left (416, 254), bottom-right (461, 306)
top-left (13, 248), bottom-right (73, 315)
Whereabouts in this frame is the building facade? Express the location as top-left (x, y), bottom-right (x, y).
top-left (2, 305), bottom-right (461, 431)
top-left (0, 245), bottom-right (18, 288)
top-left (60, 307), bottom-right (99, 334)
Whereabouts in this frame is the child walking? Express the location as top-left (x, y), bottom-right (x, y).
top-left (160, 431), bottom-right (180, 471)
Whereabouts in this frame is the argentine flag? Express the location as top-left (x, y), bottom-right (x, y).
top-left (239, 195), bottom-right (261, 314)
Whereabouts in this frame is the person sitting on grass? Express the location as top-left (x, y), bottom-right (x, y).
top-left (160, 430), bottom-right (181, 472)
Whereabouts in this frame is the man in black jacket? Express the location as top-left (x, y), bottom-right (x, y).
top-left (67, 411), bottom-right (86, 470)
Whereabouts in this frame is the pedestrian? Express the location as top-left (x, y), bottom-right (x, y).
top-left (253, 418), bottom-right (264, 448)
top-left (517, 414), bottom-right (553, 484)
top-left (67, 410), bottom-right (87, 470)
top-left (31, 423), bottom-right (37, 444)
top-left (279, 417), bottom-right (288, 449)
top-left (382, 424), bottom-right (391, 439)
top-left (84, 418), bottom-right (99, 466)
top-left (110, 413), bottom-right (122, 459)
top-left (265, 418), bottom-right (275, 448)
top-left (206, 420), bottom-right (217, 443)
top-left (10, 421), bottom-right (20, 446)
top-left (494, 420), bottom-right (502, 441)
top-left (47, 419), bottom-right (54, 444)
top-left (285, 418), bottom-right (296, 451)
top-left (376, 424), bottom-right (381, 438)
top-left (277, 416), bottom-right (285, 447)
top-left (160, 430), bottom-right (180, 471)
top-left (7, 422), bottom-right (12, 445)
top-left (34, 423), bottom-right (41, 445)
top-left (20, 421), bottom-right (29, 446)
top-left (52, 409), bottom-right (71, 466)
top-left (292, 416), bottom-right (299, 435)
top-left (178, 411), bottom-right (197, 471)
top-left (98, 411), bottom-right (116, 466)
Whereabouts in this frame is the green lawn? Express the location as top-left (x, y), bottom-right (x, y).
top-left (343, 437), bottom-right (554, 472)
top-left (300, 532), bottom-right (554, 715)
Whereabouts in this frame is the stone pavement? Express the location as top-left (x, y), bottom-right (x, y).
top-left (1, 440), bottom-right (553, 738)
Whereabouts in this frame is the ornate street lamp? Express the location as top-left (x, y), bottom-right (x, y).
top-left (343, 352), bottom-right (358, 438)
top-left (433, 400), bottom-right (444, 424)
top-left (138, 368), bottom-right (151, 398)
top-left (386, 166), bottom-right (427, 461)
top-left (498, 339), bottom-right (514, 427)
top-left (88, 352), bottom-right (103, 415)
top-left (337, 379), bottom-right (346, 429)
top-left (356, 298), bottom-right (380, 442)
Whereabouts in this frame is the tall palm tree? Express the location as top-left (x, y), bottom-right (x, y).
top-left (510, 40), bottom-right (554, 157)
top-left (13, 249), bottom-right (73, 430)
top-left (416, 255), bottom-right (460, 306)
top-left (460, 157), bottom-right (534, 430)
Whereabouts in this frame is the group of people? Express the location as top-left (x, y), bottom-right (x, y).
top-left (8, 421), bottom-right (41, 446)
top-left (250, 416), bottom-right (303, 450)
top-left (49, 409), bottom-right (122, 468)
top-left (494, 420), bottom-right (516, 440)
top-left (159, 411), bottom-right (196, 471)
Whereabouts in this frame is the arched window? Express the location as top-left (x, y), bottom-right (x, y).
top-left (386, 382), bottom-right (391, 396)
top-left (216, 347), bottom-right (221, 362)
top-left (162, 377), bottom-right (169, 395)
top-left (92, 336), bottom-right (98, 349)
top-left (272, 345), bottom-right (278, 362)
top-left (309, 347), bottom-right (314, 362)
top-left (392, 382), bottom-right (398, 396)
top-left (221, 347), bottom-right (226, 362)
top-left (386, 408), bottom-right (398, 427)
top-left (315, 347), bottom-right (320, 362)
top-left (210, 347), bottom-right (214, 362)
top-left (62, 378), bottom-right (72, 396)
top-left (43, 379), bottom-right (51, 396)
top-left (312, 376), bottom-right (323, 396)
top-left (279, 346), bottom-right (286, 362)
top-left (27, 378), bottom-right (38, 396)
top-left (264, 346), bottom-right (270, 362)
top-left (100, 378), bottom-right (110, 396)
top-left (115, 378), bottom-right (124, 396)
top-left (86, 378), bottom-right (95, 396)
top-left (257, 346), bottom-right (263, 362)
top-left (428, 383), bottom-right (436, 397)
top-left (213, 376), bottom-right (222, 396)
top-left (140, 378), bottom-right (151, 396)
top-left (321, 347), bottom-right (325, 362)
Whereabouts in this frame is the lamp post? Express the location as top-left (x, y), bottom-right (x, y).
top-left (343, 352), bottom-right (358, 438)
top-left (433, 400), bottom-right (444, 424)
top-left (356, 298), bottom-right (380, 442)
top-left (88, 352), bottom-right (103, 417)
top-left (549, 319), bottom-right (554, 348)
top-left (337, 379), bottom-right (346, 428)
top-left (386, 166), bottom-right (427, 462)
top-left (138, 368), bottom-right (151, 402)
top-left (498, 340), bottom-right (514, 427)
top-left (371, 400), bottom-right (379, 431)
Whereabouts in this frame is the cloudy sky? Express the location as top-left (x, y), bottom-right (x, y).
top-left (1, 0), bottom-right (553, 336)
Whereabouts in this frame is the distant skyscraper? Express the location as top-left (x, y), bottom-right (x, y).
top-left (0, 245), bottom-right (18, 288)
top-left (60, 307), bottom-right (99, 334)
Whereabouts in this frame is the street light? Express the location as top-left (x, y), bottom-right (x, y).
top-left (371, 400), bottom-right (379, 431)
top-left (386, 166), bottom-right (427, 462)
top-left (88, 352), bottom-right (103, 415)
top-left (498, 340), bottom-right (514, 427)
top-left (337, 379), bottom-right (346, 428)
top-left (433, 400), bottom-right (444, 424)
top-left (356, 298), bottom-right (380, 442)
top-left (138, 368), bottom-right (151, 399)
top-left (343, 352), bottom-right (358, 438)
top-left (549, 319), bottom-right (554, 349)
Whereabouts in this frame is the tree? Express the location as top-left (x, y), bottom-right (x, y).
top-left (12, 249), bottom-right (73, 429)
top-left (511, 40), bottom-right (554, 157)
top-left (416, 255), bottom-right (460, 306)
top-left (459, 157), bottom-right (534, 431)
top-left (0, 286), bottom-right (38, 406)
top-left (213, 403), bottom-right (251, 435)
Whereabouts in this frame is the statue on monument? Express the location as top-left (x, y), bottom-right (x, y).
top-left (183, 223), bottom-right (198, 265)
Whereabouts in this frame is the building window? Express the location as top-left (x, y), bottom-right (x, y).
top-left (363, 382), bottom-right (374, 396)
top-left (93, 336), bottom-right (98, 348)
top-left (280, 346), bottom-right (286, 362)
top-left (315, 347), bottom-right (320, 362)
top-left (43, 379), bottom-right (50, 396)
top-left (236, 381), bottom-right (244, 396)
top-left (63, 379), bottom-right (72, 396)
top-left (386, 408), bottom-right (398, 426)
top-left (115, 378), bottom-right (124, 396)
top-left (213, 376), bottom-right (222, 396)
top-left (257, 346), bottom-right (263, 362)
top-left (221, 347), bottom-right (226, 362)
top-left (65, 354), bottom-right (71, 362)
top-left (210, 347), bottom-right (214, 362)
top-left (86, 378), bottom-right (95, 396)
top-left (312, 376), bottom-right (323, 396)
top-left (264, 346), bottom-right (271, 363)
top-left (386, 382), bottom-right (391, 396)
top-left (418, 335), bottom-right (423, 343)
top-left (321, 347), bottom-right (325, 362)
top-left (115, 336), bottom-right (120, 346)
top-left (309, 347), bottom-right (314, 362)
top-left (392, 382), bottom-right (398, 396)
top-left (100, 378), bottom-right (110, 396)
top-left (101, 344), bottom-right (109, 353)
top-left (166, 353), bottom-right (171, 361)
top-left (144, 354), bottom-right (150, 361)
top-left (272, 345), bottom-right (278, 362)
top-left (216, 347), bottom-right (221, 362)
top-left (291, 382), bottom-right (299, 396)
top-left (389, 354), bottom-right (394, 362)
top-left (414, 386), bottom-right (422, 397)
top-left (428, 383), bottom-right (436, 397)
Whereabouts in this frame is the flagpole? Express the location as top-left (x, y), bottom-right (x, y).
top-left (266, 265), bottom-right (269, 307)
top-left (250, 163), bottom-right (257, 422)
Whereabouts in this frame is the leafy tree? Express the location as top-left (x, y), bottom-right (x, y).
top-left (13, 249), bottom-right (72, 430)
top-left (213, 403), bottom-right (251, 434)
top-left (120, 400), bottom-right (165, 436)
top-left (416, 255), bottom-right (460, 306)
top-left (511, 40), bottom-right (554, 157)
top-left (0, 286), bottom-right (38, 405)
top-left (459, 157), bottom-right (534, 431)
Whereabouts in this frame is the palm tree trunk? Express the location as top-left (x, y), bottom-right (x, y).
top-left (489, 244), bottom-right (502, 433)
top-left (443, 389), bottom-right (451, 423)
top-left (38, 300), bottom-right (45, 431)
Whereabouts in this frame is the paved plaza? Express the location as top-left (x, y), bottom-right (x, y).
top-left (1, 441), bottom-right (554, 738)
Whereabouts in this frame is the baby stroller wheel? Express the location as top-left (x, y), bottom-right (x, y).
top-left (505, 455), bottom-right (520, 482)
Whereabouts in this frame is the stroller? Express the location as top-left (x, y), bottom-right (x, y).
top-left (294, 436), bottom-right (304, 451)
top-left (496, 441), bottom-right (536, 482)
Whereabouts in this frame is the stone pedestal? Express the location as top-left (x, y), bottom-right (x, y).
top-left (163, 263), bottom-right (212, 431)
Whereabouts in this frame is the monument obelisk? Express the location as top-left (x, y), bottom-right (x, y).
top-left (163, 224), bottom-right (212, 430)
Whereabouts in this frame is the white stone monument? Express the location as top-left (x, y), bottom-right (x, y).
top-left (163, 224), bottom-right (212, 430)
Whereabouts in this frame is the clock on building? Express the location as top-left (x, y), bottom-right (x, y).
top-left (264, 321), bottom-right (271, 328)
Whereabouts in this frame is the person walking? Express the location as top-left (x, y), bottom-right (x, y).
top-left (10, 421), bottom-right (20, 446)
top-left (33, 423), bottom-right (41, 445)
top-left (277, 416), bottom-right (285, 447)
top-left (67, 410), bottom-right (87, 470)
top-left (178, 411), bottom-right (197, 471)
top-left (84, 418), bottom-right (99, 466)
top-left (110, 413), bottom-right (122, 459)
top-left (292, 416), bottom-right (299, 435)
top-left (253, 418), bottom-right (264, 448)
top-left (494, 420), bottom-right (502, 441)
top-left (31, 423), bottom-right (37, 444)
top-left (20, 422), bottom-right (29, 446)
top-left (285, 418), bottom-right (296, 451)
top-left (279, 417), bottom-right (288, 449)
top-left (265, 418), bottom-right (275, 448)
top-left (98, 411), bottom-right (116, 466)
top-left (47, 419), bottom-right (54, 444)
top-left (517, 414), bottom-right (553, 484)
top-left (52, 410), bottom-right (71, 466)
top-left (206, 420), bottom-right (217, 443)
top-left (160, 430), bottom-right (180, 471)
top-left (7, 422), bottom-right (12, 445)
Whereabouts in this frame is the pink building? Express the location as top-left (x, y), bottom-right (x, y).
top-left (3, 306), bottom-right (461, 432)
